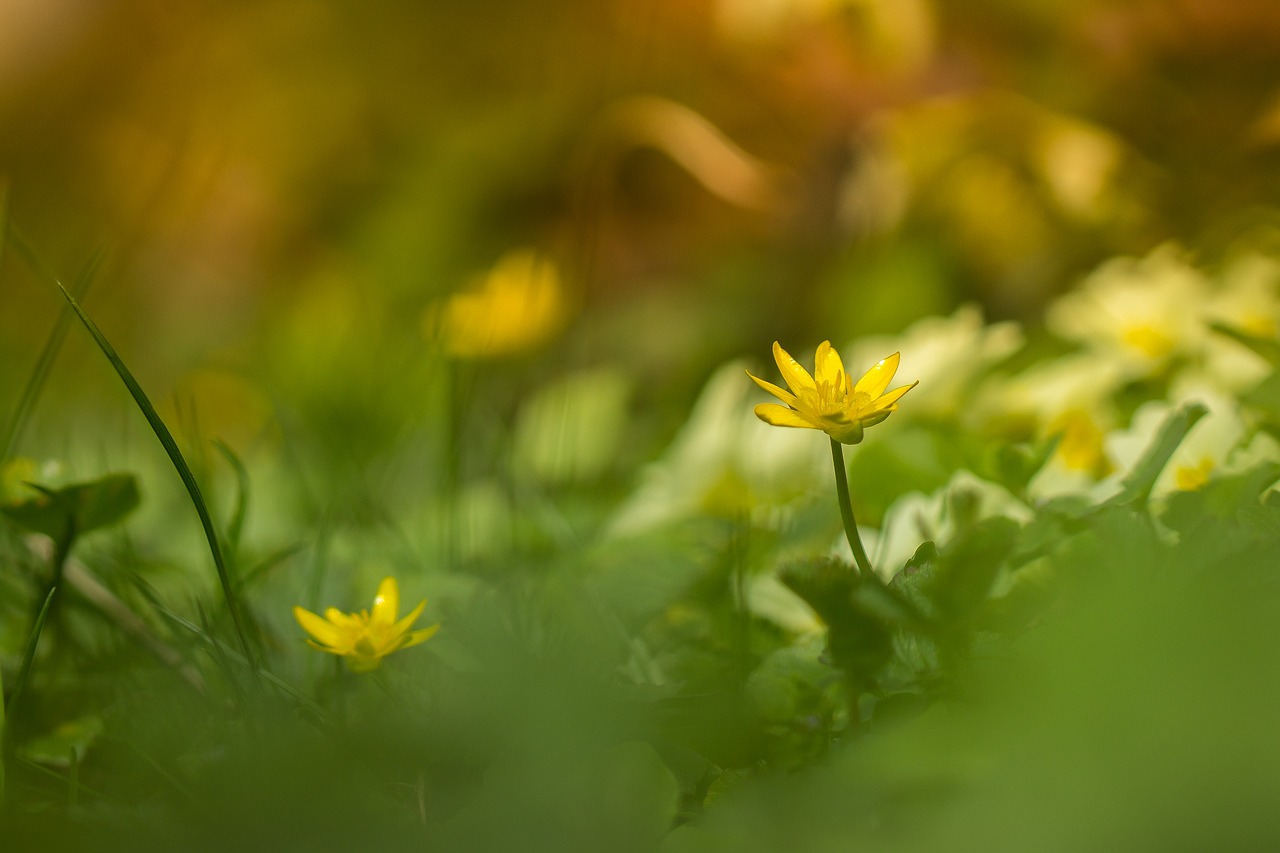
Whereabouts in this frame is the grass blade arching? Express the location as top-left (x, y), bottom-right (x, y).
top-left (7, 229), bottom-right (259, 674)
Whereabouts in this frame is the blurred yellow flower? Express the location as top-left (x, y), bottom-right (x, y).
top-left (431, 249), bottom-right (567, 358)
top-left (1046, 408), bottom-right (1113, 477)
top-left (748, 341), bottom-right (917, 444)
top-left (1173, 456), bottom-right (1215, 492)
top-left (293, 577), bottom-right (439, 672)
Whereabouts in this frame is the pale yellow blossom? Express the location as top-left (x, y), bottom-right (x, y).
top-left (1047, 244), bottom-right (1210, 376)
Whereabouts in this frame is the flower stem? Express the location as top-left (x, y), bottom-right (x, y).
top-left (830, 438), bottom-right (874, 578)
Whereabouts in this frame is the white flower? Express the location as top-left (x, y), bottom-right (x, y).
top-left (862, 469), bottom-right (1031, 582)
top-left (1047, 244), bottom-right (1211, 377)
top-left (846, 305), bottom-right (1023, 425)
top-left (1201, 251), bottom-right (1280, 391)
top-left (1103, 380), bottom-right (1248, 502)
top-left (976, 352), bottom-right (1126, 499)
top-left (607, 360), bottom-right (827, 536)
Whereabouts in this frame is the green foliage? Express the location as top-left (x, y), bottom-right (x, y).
top-left (0, 473), bottom-right (140, 542)
top-left (1101, 403), bottom-right (1208, 511)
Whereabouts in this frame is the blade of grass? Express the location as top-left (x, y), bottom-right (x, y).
top-left (0, 177), bottom-right (8, 279)
top-left (0, 249), bottom-right (102, 462)
top-left (8, 228), bottom-right (259, 674)
top-left (14, 756), bottom-right (113, 804)
top-left (151, 602), bottom-right (330, 726)
top-left (67, 744), bottom-right (79, 808)
top-left (2, 585), bottom-right (57, 784)
top-left (212, 438), bottom-right (250, 564)
top-left (0, 629), bottom-right (5, 807)
top-left (238, 543), bottom-right (305, 591)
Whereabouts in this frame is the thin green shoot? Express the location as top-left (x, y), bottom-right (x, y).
top-left (7, 228), bottom-right (259, 675)
top-left (213, 438), bottom-right (251, 563)
top-left (238, 543), bottom-right (306, 592)
top-left (151, 601), bottom-right (330, 726)
top-left (0, 249), bottom-right (102, 462)
top-left (2, 586), bottom-right (57, 774)
top-left (15, 756), bottom-right (112, 804)
top-left (0, 634), bottom-right (5, 807)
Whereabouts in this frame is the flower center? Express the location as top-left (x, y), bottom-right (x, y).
top-left (1174, 456), bottom-right (1214, 491)
top-left (1049, 409), bottom-right (1110, 475)
top-left (813, 376), bottom-right (849, 417)
top-left (1120, 324), bottom-right (1174, 359)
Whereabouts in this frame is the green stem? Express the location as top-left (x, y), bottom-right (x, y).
top-left (0, 624), bottom-right (6, 808)
top-left (830, 438), bottom-right (874, 579)
top-left (3, 585), bottom-right (57, 806)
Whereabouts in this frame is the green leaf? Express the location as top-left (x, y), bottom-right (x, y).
top-left (778, 557), bottom-right (894, 682)
top-left (1242, 372), bottom-right (1280, 424)
top-left (1102, 402), bottom-right (1208, 510)
top-left (1160, 460), bottom-right (1280, 531)
top-left (989, 435), bottom-right (1060, 498)
top-left (17, 716), bottom-right (104, 768)
top-left (0, 472), bottom-right (140, 541)
top-left (927, 516), bottom-right (1021, 623)
top-left (1210, 321), bottom-right (1280, 367)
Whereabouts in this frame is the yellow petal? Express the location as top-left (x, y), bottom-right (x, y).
top-left (858, 411), bottom-right (892, 429)
top-left (814, 341), bottom-right (846, 386)
top-left (371, 577), bottom-right (399, 626)
top-left (746, 370), bottom-right (799, 407)
top-left (772, 342), bottom-right (816, 395)
top-left (853, 352), bottom-right (901, 398)
top-left (324, 608), bottom-right (363, 630)
top-left (871, 380), bottom-right (918, 410)
top-left (389, 599), bottom-right (427, 638)
top-left (400, 623), bottom-right (441, 650)
top-left (294, 606), bottom-right (346, 649)
top-left (754, 403), bottom-right (819, 429)
top-left (305, 638), bottom-right (346, 655)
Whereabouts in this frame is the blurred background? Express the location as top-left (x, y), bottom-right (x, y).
top-left (4, 0), bottom-right (1280, 458)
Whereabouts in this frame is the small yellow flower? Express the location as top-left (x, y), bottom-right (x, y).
top-left (429, 249), bottom-right (567, 358)
top-left (293, 577), bottom-right (439, 672)
top-left (747, 341), bottom-right (917, 444)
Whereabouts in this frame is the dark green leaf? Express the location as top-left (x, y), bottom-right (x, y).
top-left (1, 473), bottom-right (140, 541)
top-left (927, 516), bottom-right (1021, 622)
top-left (773, 555), bottom-right (896, 681)
top-left (1160, 460), bottom-right (1280, 532)
top-left (989, 435), bottom-right (1060, 498)
top-left (1210, 322), bottom-right (1280, 367)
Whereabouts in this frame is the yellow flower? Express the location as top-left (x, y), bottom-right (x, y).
top-left (293, 577), bottom-right (439, 672)
top-left (747, 341), bottom-right (917, 444)
top-left (429, 249), bottom-right (567, 358)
